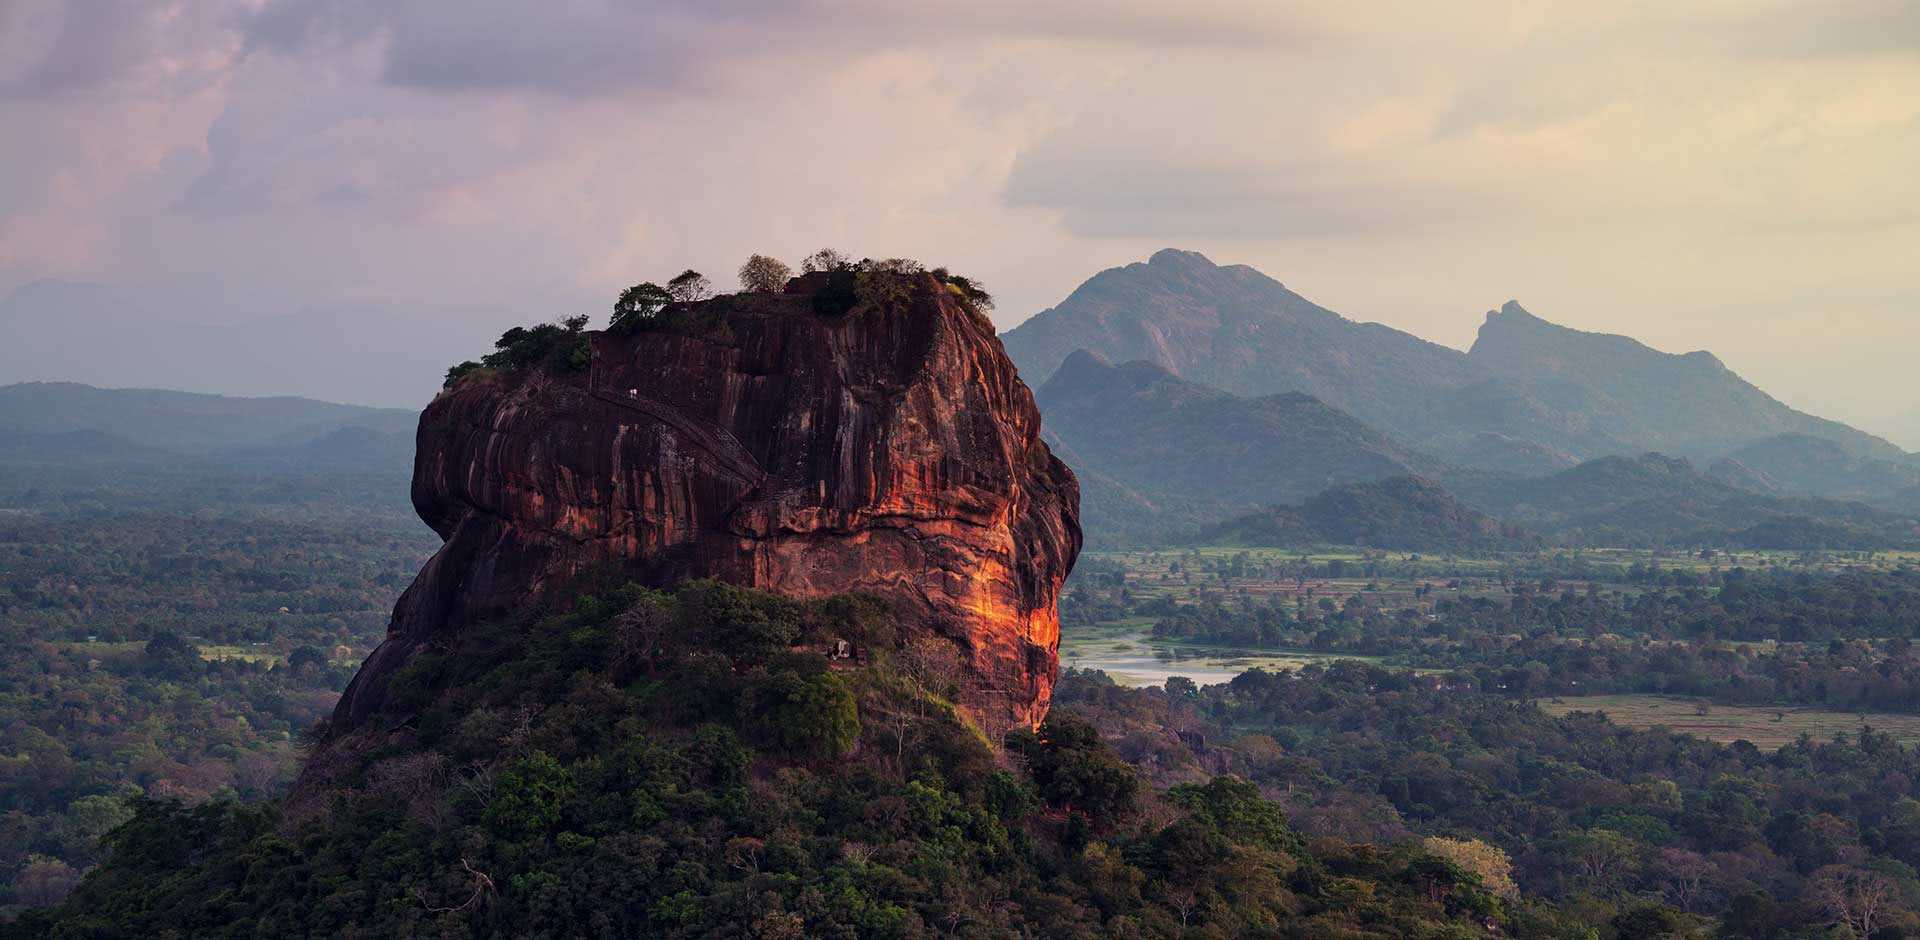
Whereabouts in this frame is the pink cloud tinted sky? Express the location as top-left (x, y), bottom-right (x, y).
top-left (2, 1), bottom-right (1917, 442)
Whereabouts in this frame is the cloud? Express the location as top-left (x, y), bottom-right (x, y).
top-left (0, 0), bottom-right (1916, 433)
top-left (0, 0), bottom-right (243, 98)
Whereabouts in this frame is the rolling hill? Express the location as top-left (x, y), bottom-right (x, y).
top-left (1706, 433), bottom-right (1920, 512)
top-left (1036, 350), bottom-right (1443, 541)
top-left (1450, 453), bottom-right (1920, 549)
top-left (0, 382), bottom-right (417, 453)
top-left (1197, 476), bottom-right (1539, 551)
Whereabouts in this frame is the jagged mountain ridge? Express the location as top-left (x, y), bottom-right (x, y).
top-left (1005, 249), bottom-right (1492, 451)
top-left (1468, 302), bottom-right (1904, 462)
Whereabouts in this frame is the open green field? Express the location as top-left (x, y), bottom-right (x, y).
top-left (56, 640), bottom-right (285, 666)
top-left (1536, 693), bottom-right (1920, 750)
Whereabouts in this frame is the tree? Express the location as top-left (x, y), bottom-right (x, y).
top-left (801, 248), bottom-right (850, 273)
top-left (286, 645), bottom-right (328, 675)
top-left (1007, 713), bottom-right (1140, 827)
top-left (738, 254), bottom-right (792, 293)
top-left (144, 630), bottom-right (201, 679)
top-left (483, 751), bottom-right (575, 839)
top-left (612, 282), bottom-right (672, 333)
top-left (666, 270), bottom-right (712, 303)
top-left (1423, 836), bottom-right (1519, 900)
top-left (13, 855), bottom-right (81, 906)
top-left (747, 670), bottom-right (859, 759)
top-left (1808, 864), bottom-right (1901, 937)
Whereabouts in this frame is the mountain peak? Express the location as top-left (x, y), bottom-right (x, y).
top-left (1481, 300), bottom-right (1556, 332)
top-left (1147, 248), bottom-right (1217, 270)
top-left (1491, 299), bottom-right (1540, 321)
top-left (1056, 347), bottom-right (1113, 372)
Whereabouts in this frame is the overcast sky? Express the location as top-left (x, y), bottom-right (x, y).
top-left (3, 1), bottom-right (1917, 442)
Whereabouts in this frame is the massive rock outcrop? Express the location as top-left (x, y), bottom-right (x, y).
top-left (330, 272), bottom-right (1080, 741)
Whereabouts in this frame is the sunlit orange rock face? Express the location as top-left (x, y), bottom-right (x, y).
top-left (332, 273), bottom-right (1080, 734)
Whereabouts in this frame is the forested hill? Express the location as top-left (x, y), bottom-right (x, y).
top-left (0, 382), bottom-right (416, 452)
top-left (12, 581), bottom-right (1584, 938)
top-left (1196, 476), bottom-right (1539, 552)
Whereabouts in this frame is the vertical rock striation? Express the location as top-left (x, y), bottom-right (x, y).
top-left (331, 272), bottom-right (1080, 737)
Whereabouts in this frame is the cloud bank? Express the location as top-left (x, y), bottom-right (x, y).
top-left (1, 1), bottom-right (1915, 442)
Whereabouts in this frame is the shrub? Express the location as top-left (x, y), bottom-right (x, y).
top-left (801, 248), bottom-right (851, 273)
top-left (443, 360), bottom-right (484, 388)
top-left (480, 315), bottom-right (591, 373)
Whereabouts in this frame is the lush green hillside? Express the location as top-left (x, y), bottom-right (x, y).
top-left (0, 417), bottom-right (434, 912)
top-left (13, 583), bottom-right (1579, 938)
top-left (1197, 477), bottom-right (1539, 552)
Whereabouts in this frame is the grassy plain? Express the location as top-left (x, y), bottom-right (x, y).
top-left (1536, 693), bottom-right (1920, 750)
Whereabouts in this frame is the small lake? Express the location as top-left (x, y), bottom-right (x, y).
top-left (1059, 618), bottom-right (1378, 688)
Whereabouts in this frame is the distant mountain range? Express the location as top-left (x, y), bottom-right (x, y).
top-left (1448, 453), bottom-right (1920, 549)
top-left (1004, 249), bottom-right (1906, 468)
top-left (1707, 433), bottom-right (1920, 513)
top-left (0, 382), bottom-right (416, 455)
top-left (1007, 250), bottom-right (1920, 549)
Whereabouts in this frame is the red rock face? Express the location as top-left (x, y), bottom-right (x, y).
top-left (332, 273), bottom-right (1080, 733)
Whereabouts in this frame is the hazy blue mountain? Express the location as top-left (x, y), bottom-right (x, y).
top-left (1468, 302), bottom-right (1905, 462)
top-left (1004, 250), bottom-right (1491, 446)
top-left (1004, 250), bottom-right (1906, 471)
top-left (1198, 476), bottom-right (1538, 551)
top-left (1036, 350), bottom-right (1444, 540)
top-left (1708, 433), bottom-right (1920, 512)
top-left (0, 381), bottom-right (417, 452)
top-left (1451, 452), bottom-right (1920, 549)
top-left (0, 428), bottom-right (160, 464)
top-left (1418, 431), bottom-right (1579, 477)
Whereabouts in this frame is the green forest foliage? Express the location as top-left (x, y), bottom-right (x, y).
top-left (445, 315), bottom-right (592, 388)
top-left (1058, 663), bottom-right (1920, 937)
top-left (0, 457), bottom-right (435, 912)
top-left (14, 583), bottom-right (1583, 939)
